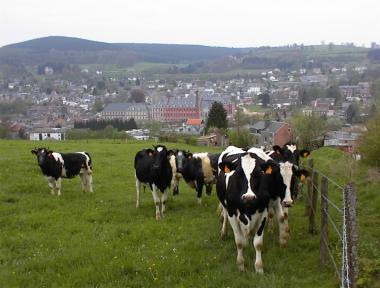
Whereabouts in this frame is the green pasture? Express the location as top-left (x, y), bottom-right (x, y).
top-left (0, 140), bottom-right (378, 287)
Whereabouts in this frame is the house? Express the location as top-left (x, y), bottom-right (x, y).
top-left (101, 103), bottom-right (150, 121)
top-left (29, 128), bottom-right (65, 141)
top-left (175, 119), bottom-right (204, 135)
top-left (339, 82), bottom-right (372, 101)
top-left (197, 130), bottom-right (229, 147)
top-left (249, 121), bottom-right (292, 149)
top-left (323, 131), bottom-right (362, 152)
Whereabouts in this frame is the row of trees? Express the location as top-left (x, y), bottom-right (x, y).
top-left (74, 118), bottom-right (137, 131)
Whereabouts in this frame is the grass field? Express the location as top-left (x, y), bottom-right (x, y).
top-left (0, 140), bottom-right (378, 287)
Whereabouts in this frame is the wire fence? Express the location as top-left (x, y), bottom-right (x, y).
top-left (303, 159), bottom-right (358, 288)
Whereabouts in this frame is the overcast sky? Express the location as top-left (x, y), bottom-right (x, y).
top-left (1, 0), bottom-right (379, 48)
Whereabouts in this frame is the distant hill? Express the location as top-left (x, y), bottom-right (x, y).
top-left (2, 36), bottom-right (116, 51)
top-left (0, 36), bottom-right (249, 65)
top-left (0, 36), bottom-right (370, 77)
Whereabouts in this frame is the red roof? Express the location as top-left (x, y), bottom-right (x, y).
top-left (186, 119), bottom-right (203, 126)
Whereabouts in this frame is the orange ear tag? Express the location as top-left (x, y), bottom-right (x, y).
top-left (303, 152), bottom-right (309, 157)
top-left (265, 166), bottom-right (272, 174)
top-left (300, 174), bottom-right (306, 182)
top-left (224, 166), bottom-right (231, 173)
top-left (148, 152), bottom-right (153, 157)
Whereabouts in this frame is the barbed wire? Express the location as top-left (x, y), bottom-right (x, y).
top-left (321, 236), bottom-right (341, 280)
top-left (322, 207), bottom-right (343, 240)
top-left (321, 193), bottom-right (343, 214)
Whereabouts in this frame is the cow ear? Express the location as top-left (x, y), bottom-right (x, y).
top-left (167, 150), bottom-right (174, 156)
top-left (260, 162), bottom-right (274, 175)
top-left (218, 161), bottom-right (235, 173)
top-left (300, 149), bottom-right (310, 158)
top-left (295, 169), bottom-right (309, 182)
top-left (31, 149), bottom-right (37, 155)
top-left (273, 145), bottom-right (283, 155)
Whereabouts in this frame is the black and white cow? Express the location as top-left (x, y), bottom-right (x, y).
top-left (31, 147), bottom-right (93, 196)
top-left (134, 145), bottom-right (173, 220)
top-left (172, 151), bottom-right (220, 204)
top-left (217, 146), bottom-right (284, 273)
top-left (263, 143), bottom-right (310, 243)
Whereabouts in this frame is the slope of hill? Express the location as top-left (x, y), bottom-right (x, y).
top-left (0, 36), bottom-right (248, 65)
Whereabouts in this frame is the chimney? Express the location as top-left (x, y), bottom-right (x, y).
top-left (195, 90), bottom-right (200, 118)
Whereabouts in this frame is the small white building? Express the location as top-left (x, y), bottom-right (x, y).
top-left (29, 128), bottom-right (65, 141)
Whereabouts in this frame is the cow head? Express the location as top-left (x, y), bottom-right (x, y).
top-left (31, 147), bottom-right (53, 167)
top-left (152, 145), bottom-right (169, 171)
top-left (272, 144), bottom-right (311, 207)
top-left (219, 152), bottom-right (264, 202)
top-left (173, 150), bottom-right (191, 174)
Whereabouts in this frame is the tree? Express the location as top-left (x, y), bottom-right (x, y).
top-left (130, 89), bottom-right (145, 103)
top-left (326, 85), bottom-right (342, 105)
top-left (259, 92), bottom-right (270, 107)
top-left (359, 110), bottom-right (380, 166)
top-left (290, 113), bottom-right (327, 149)
top-left (346, 102), bottom-right (361, 123)
top-left (206, 102), bottom-right (228, 132)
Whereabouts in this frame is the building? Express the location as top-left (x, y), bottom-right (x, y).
top-left (101, 103), bottom-right (150, 121)
top-left (249, 121), bottom-right (292, 149)
top-left (323, 131), bottom-right (362, 152)
top-left (29, 128), bottom-right (65, 141)
top-left (339, 82), bottom-right (372, 101)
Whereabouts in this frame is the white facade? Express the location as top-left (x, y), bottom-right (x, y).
top-left (29, 131), bottom-right (64, 141)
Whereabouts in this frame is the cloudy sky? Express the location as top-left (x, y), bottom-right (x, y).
top-left (1, 0), bottom-right (379, 48)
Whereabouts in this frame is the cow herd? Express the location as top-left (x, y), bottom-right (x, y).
top-left (31, 142), bottom-right (310, 273)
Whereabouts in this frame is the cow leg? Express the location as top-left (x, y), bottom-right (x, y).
top-left (56, 177), bottom-right (62, 196)
top-left (161, 188), bottom-right (169, 216)
top-left (205, 183), bottom-right (212, 195)
top-left (228, 215), bottom-right (247, 272)
top-left (47, 176), bottom-right (56, 195)
top-left (195, 179), bottom-right (204, 205)
top-left (254, 215), bottom-right (267, 274)
top-left (80, 173), bottom-right (87, 192)
top-left (220, 205), bottom-right (229, 239)
top-left (87, 172), bottom-right (94, 193)
top-left (135, 174), bottom-right (141, 208)
top-left (283, 207), bottom-right (290, 234)
top-left (151, 185), bottom-right (161, 220)
top-left (273, 198), bottom-right (287, 246)
top-left (172, 177), bottom-right (179, 196)
top-left (267, 207), bottom-right (275, 233)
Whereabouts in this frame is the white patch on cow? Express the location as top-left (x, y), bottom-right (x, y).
top-left (247, 147), bottom-right (271, 161)
top-left (279, 161), bottom-right (293, 205)
top-left (224, 170), bottom-right (236, 190)
top-left (218, 146), bottom-right (245, 174)
top-left (286, 144), bottom-right (297, 153)
top-left (52, 152), bottom-right (66, 177)
top-left (194, 153), bottom-right (214, 183)
top-left (240, 154), bottom-right (256, 199)
top-left (156, 146), bottom-right (163, 152)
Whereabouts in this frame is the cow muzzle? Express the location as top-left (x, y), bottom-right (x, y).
top-left (282, 200), bottom-right (293, 207)
top-left (241, 194), bottom-right (256, 201)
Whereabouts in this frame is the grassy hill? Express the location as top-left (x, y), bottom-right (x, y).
top-left (0, 36), bottom-right (247, 66)
top-left (0, 140), bottom-right (378, 287)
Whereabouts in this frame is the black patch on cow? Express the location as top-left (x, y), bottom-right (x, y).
top-left (257, 217), bottom-right (267, 236)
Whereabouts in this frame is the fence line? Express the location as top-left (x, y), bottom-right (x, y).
top-left (304, 158), bottom-right (358, 288)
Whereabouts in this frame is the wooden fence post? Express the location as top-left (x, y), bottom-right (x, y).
top-left (343, 183), bottom-right (358, 287)
top-left (320, 176), bottom-right (329, 266)
top-left (309, 171), bottom-right (319, 233)
top-left (305, 159), bottom-right (314, 216)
